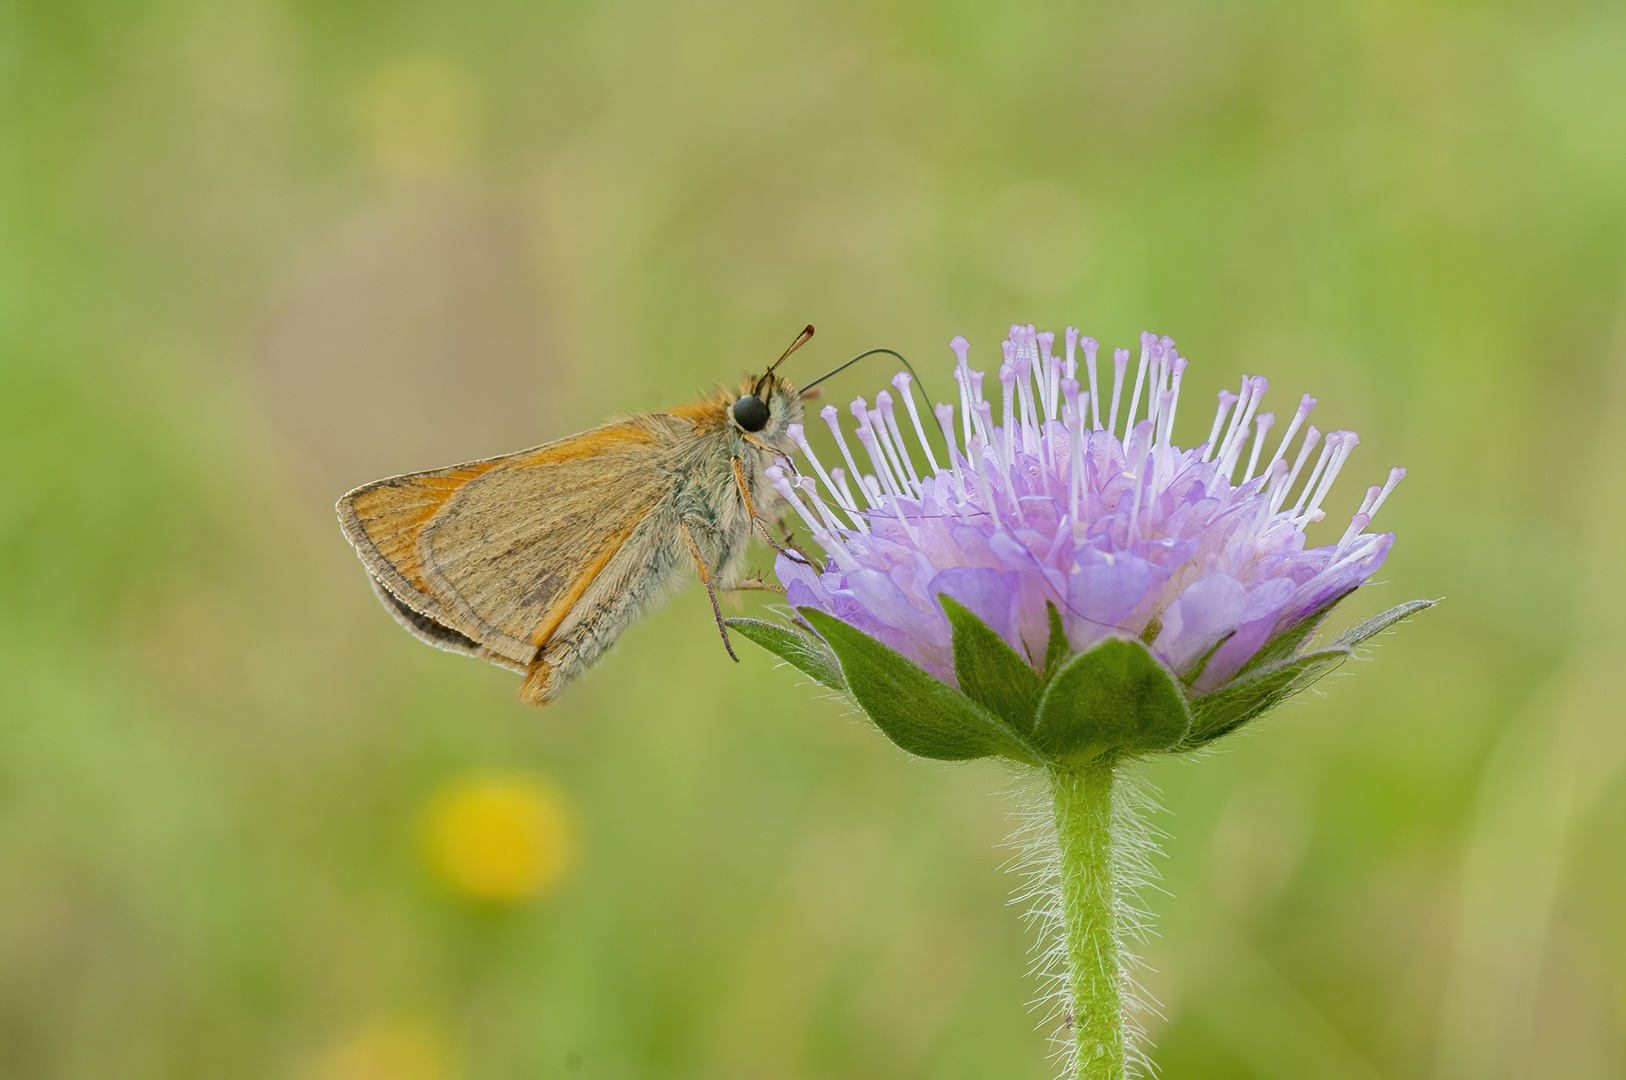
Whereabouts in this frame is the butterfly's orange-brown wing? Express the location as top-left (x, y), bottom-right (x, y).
top-left (337, 417), bottom-right (681, 681)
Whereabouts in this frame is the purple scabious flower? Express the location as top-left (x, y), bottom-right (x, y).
top-left (731, 326), bottom-right (1429, 1080)
top-left (767, 325), bottom-right (1404, 695)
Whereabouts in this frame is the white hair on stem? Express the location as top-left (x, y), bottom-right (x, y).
top-left (999, 764), bottom-right (1168, 1079)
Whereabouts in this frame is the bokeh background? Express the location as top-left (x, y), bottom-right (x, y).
top-left (4, 1), bottom-right (1624, 1078)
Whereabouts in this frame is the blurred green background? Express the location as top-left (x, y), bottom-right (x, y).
top-left (3, 1), bottom-right (1624, 1077)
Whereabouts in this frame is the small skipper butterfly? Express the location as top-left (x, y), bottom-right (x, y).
top-left (338, 327), bottom-right (818, 705)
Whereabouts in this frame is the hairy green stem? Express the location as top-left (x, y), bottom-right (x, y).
top-left (1050, 758), bottom-right (1124, 1080)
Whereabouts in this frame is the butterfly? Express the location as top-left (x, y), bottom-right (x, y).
top-left (337, 327), bottom-right (820, 705)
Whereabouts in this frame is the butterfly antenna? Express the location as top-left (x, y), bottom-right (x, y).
top-left (754, 328), bottom-right (819, 400)
top-left (767, 325), bottom-right (816, 378)
top-left (801, 347), bottom-right (935, 411)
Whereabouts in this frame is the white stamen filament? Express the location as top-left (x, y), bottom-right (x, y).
top-left (1291, 431), bottom-right (1339, 519)
top-left (1274, 425), bottom-right (1322, 514)
top-left (1325, 532), bottom-right (1383, 573)
top-left (1366, 467), bottom-right (1406, 523)
top-left (1357, 484), bottom-right (1382, 517)
top-left (1163, 356), bottom-right (1188, 447)
top-left (1147, 338), bottom-right (1171, 436)
top-left (1014, 357), bottom-right (1040, 457)
top-left (1251, 459), bottom-right (1292, 536)
top-left (767, 466), bottom-right (853, 567)
top-left (1127, 441), bottom-right (1152, 540)
top-left (1204, 390), bottom-right (1239, 462)
top-left (1042, 330), bottom-right (1061, 423)
top-left (932, 403), bottom-right (966, 498)
top-left (806, 528), bottom-right (859, 571)
top-left (999, 360), bottom-right (1018, 464)
top-left (1300, 431), bottom-right (1358, 523)
top-left (986, 410), bottom-right (1024, 510)
top-left (797, 475), bottom-right (849, 537)
top-left (893, 373), bottom-right (943, 476)
top-left (1336, 510), bottom-right (1372, 554)
top-left (1124, 335), bottom-right (1151, 442)
top-left (972, 399), bottom-right (1001, 471)
top-left (870, 405), bottom-right (916, 500)
top-left (786, 423), bottom-right (848, 511)
top-left (828, 467), bottom-right (864, 528)
top-left (1016, 328), bottom-right (1041, 418)
top-left (852, 404), bottom-right (906, 501)
top-left (1147, 393), bottom-right (1172, 489)
top-left (950, 336), bottom-right (973, 446)
top-left (1213, 377), bottom-right (1253, 468)
top-left (1219, 377), bottom-right (1268, 482)
top-left (787, 425), bottom-right (867, 532)
top-left (975, 384), bottom-right (1022, 511)
top-left (822, 405), bottom-right (879, 510)
top-left (966, 441), bottom-right (1005, 533)
top-left (873, 394), bottom-right (921, 495)
top-left (954, 365), bottom-right (973, 448)
top-left (1060, 378), bottom-right (1083, 507)
top-left (877, 391), bottom-right (923, 490)
top-left (1083, 336), bottom-right (1102, 430)
top-left (1268, 394), bottom-right (1316, 471)
top-left (879, 478), bottom-right (921, 544)
top-left (1107, 347), bottom-right (1129, 438)
top-left (1063, 378), bottom-right (1086, 521)
top-left (1243, 412), bottom-right (1275, 483)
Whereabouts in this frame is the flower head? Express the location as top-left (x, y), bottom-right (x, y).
top-left (773, 326), bottom-right (1399, 688)
top-left (733, 325), bottom-right (1428, 765)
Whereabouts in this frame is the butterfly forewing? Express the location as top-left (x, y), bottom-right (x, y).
top-left (339, 417), bottom-right (683, 669)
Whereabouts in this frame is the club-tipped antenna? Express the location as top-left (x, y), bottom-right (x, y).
top-left (756, 325), bottom-right (815, 393)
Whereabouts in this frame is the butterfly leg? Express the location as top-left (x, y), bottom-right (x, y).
top-left (732, 456), bottom-right (818, 566)
top-left (679, 520), bottom-right (739, 663)
top-left (775, 525), bottom-right (819, 568)
top-left (721, 573), bottom-right (787, 595)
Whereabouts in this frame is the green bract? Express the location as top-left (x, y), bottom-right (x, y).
top-left (727, 596), bottom-right (1433, 767)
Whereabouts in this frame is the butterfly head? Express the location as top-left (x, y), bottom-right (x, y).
top-left (730, 373), bottom-right (801, 442)
top-left (726, 324), bottom-right (813, 445)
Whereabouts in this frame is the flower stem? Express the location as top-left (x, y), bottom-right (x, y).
top-left (1050, 758), bottom-right (1125, 1080)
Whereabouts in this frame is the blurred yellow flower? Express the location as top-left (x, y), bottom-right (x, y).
top-left (420, 773), bottom-right (576, 903)
top-left (309, 1017), bottom-right (456, 1080)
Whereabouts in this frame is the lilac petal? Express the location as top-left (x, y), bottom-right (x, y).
top-left (1153, 571), bottom-right (1249, 671)
top-left (785, 579), bottom-right (826, 611)
top-left (1191, 578), bottom-right (1299, 690)
top-left (950, 524), bottom-right (1003, 570)
top-left (776, 552), bottom-right (829, 605)
top-left (844, 568), bottom-right (942, 645)
top-left (827, 589), bottom-right (941, 667)
top-left (1067, 545), bottom-right (1162, 650)
top-left (985, 530), bottom-right (1067, 656)
top-left (929, 567), bottom-right (1023, 648)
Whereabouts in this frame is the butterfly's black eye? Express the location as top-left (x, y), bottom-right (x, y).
top-left (732, 394), bottom-right (770, 432)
